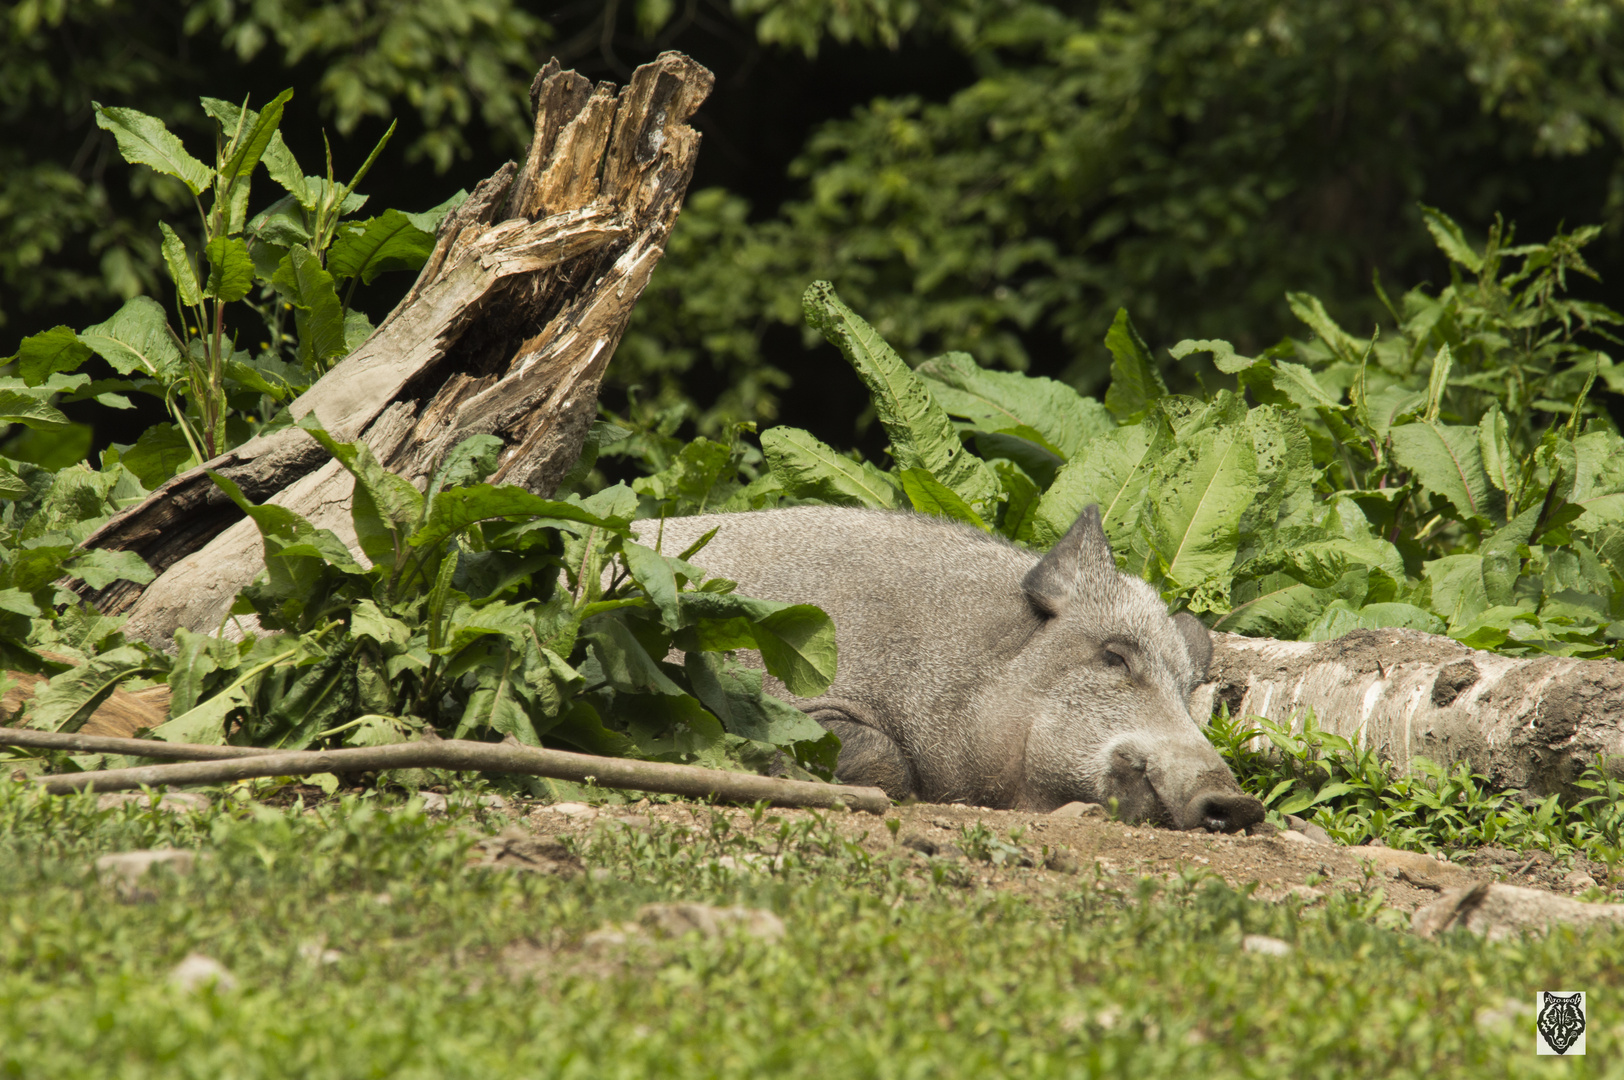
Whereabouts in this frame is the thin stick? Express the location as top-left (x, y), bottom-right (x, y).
top-left (0, 728), bottom-right (272, 760)
top-left (5, 730), bottom-right (889, 814)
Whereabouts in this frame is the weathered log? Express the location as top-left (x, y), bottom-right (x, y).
top-left (77, 52), bottom-right (715, 651)
top-left (1195, 628), bottom-right (1624, 795)
top-left (9, 730), bottom-right (890, 813)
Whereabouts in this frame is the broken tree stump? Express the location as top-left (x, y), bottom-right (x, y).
top-left (77, 52), bottom-right (714, 651)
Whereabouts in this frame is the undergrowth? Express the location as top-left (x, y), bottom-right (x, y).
top-left (1209, 708), bottom-right (1624, 865)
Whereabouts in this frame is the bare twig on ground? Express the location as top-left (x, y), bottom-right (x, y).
top-left (2, 729), bottom-right (889, 813)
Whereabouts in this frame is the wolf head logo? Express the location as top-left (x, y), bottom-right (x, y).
top-left (1538, 992), bottom-right (1585, 1054)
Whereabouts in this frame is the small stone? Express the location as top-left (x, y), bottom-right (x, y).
top-left (1564, 870), bottom-right (1597, 893)
top-left (418, 792), bottom-right (449, 813)
top-left (372, 892), bottom-right (394, 906)
top-left (168, 953), bottom-right (236, 992)
top-left (609, 814), bottom-right (651, 830)
top-left (900, 834), bottom-right (940, 857)
top-left (638, 902), bottom-right (785, 942)
top-left (96, 792), bottom-right (210, 814)
top-left (478, 794), bottom-right (508, 810)
top-left (95, 848), bottom-right (195, 890)
top-left (1241, 934), bottom-right (1293, 956)
top-left (297, 940), bottom-right (342, 965)
top-left (1283, 814), bottom-right (1333, 845)
top-left (1285, 884), bottom-right (1325, 902)
top-left (470, 829), bottom-right (584, 877)
top-left (1049, 801), bottom-right (1106, 819)
top-left (1277, 829), bottom-right (1314, 845)
top-left (541, 801), bottom-right (598, 821)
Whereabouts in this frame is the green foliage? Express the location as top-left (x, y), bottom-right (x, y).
top-left (715, 213), bottom-right (1623, 661)
top-left (1209, 708), bottom-right (1624, 865)
top-left (5, 89), bottom-right (452, 478)
top-left (125, 422), bottom-right (841, 774)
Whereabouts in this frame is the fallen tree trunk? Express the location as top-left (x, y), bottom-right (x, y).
top-left (77, 52), bottom-right (714, 651)
top-left (1195, 628), bottom-right (1624, 796)
top-left (5, 729), bottom-right (889, 813)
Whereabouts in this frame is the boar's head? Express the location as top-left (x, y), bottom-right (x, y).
top-left (999, 506), bottom-right (1263, 833)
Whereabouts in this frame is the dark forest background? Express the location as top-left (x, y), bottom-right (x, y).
top-left (6, 0), bottom-right (1623, 459)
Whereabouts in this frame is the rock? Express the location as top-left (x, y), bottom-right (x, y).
top-left (1277, 829), bottom-right (1315, 846)
top-left (469, 829), bottom-right (584, 877)
top-left (1283, 814), bottom-right (1333, 845)
top-left (1563, 870), bottom-right (1597, 893)
top-left (418, 792), bottom-right (449, 813)
top-left (638, 902), bottom-right (785, 942)
top-left (1284, 884), bottom-right (1325, 902)
top-left (1242, 934), bottom-right (1292, 956)
top-left (1354, 846), bottom-right (1476, 890)
top-left (297, 939), bottom-right (342, 965)
top-left (96, 792), bottom-right (210, 814)
top-left (537, 801), bottom-right (598, 821)
top-left (901, 834), bottom-right (940, 857)
top-left (95, 849), bottom-right (196, 894)
top-left (1412, 882), bottom-right (1624, 941)
top-left (168, 953), bottom-right (236, 992)
top-left (608, 814), bottom-right (651, 830)
top-left (1049, 801), bottom-right (1106, 819)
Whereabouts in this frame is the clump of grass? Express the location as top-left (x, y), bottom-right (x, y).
top-left (1208, 708), bottom-right (1624, 864)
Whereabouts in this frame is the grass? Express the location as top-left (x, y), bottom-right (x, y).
top-left (2, 782), bottom-right (1620, 1078)
top-left (1209, 708), bottom-right (1624, 866)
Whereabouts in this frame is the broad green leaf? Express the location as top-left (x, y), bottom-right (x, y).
top-left (684, 651), bottom-right (831, 746)
top-left (1304, 601), bottom-right (1445, 641)
top-left (0, 588), bottom-right (41, 618)
top-left (202, 88), bottom-right (293, 179)
top-left (1419, 204), bottom-right (1484, 273)
top-left (970, 429), bottom-right (1063, 488)
top-left (120, 423), bottom-right (196, 489)
top-left (152, 643), bottom-right (303, 745)
top-left (0, 390), bottom-right (70, 430)
top-left (1422, 554), bottom-right (1490, 630)
top-left (1102, 308), bottom-right (1166, 422)
top-left (1269, 361), bottom-right (1344, 411)
top-left (79, 296), bottom-right (184, 380)
top-left (1570, 430), bottom-right (1624, 503)
top-left (92, 103), bottom-right (213, 195)
top-left (916, 351), bottom-right (1113, 460)
top-left (414, 485), bottom-right (613, 554)
top-left (64, 549), bottom-right (154, 590)
top-left (261, 131), bottom-right (311, 208)
top-left (299, 418), bottom-right (423, 571)
top-left (1478, 403), bottom-right (1515, 501)
top-left (1213, 571), bottom-right (1365, 639)
top-left (677, 591), bottom-right (838, 697)
top-left (899, 468), bottom-right (989, 531)
top-left (1390, 419), bottom-right (1495, 523)
top-left (1142, 420), bottom-right (1258, 592)
top-left (158, 223), bottom-right (203, 308)
top-left (802, 282), bottom-right (997, 510)
top-left (1480, 503), bottom-right (1543, 606)
top-left (622, 541), bottom-right (683, 630)
top-left (328, 209), bottom-right (437, 285)
top-left (1031, 420), bottom-right (1157, 552)
top-left (425, 434), bottom-right (504, 507)
top-left (582, 615), bottom-right (686, 696)
top-left (1238, 537), bottom-right (1405, 589)
top-left (25, 645), bottom-right (153, 734)
top-left (1286, 292), bottom-right (1363, 362)
top-left (1422, 344), bottom-right (1453, 422)
top-left (271, 246), bottom-right (346, 366)
top-left (1169, 338), bottom-right (1255, 375)
top-left (204, 236), bottom-right (254, 303)
top-left (11, 326), bottom-right (92, 387)
top-left (995, 461), bottom-right (1041, 542)
top-left (760, 426), bottom-right (902, 508)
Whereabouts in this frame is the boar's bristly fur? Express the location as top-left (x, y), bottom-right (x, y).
top-left (641, 504), bottom-right (1264, 832)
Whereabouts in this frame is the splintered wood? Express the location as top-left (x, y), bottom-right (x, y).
top-left (78, 53), bottom-right (715, 650)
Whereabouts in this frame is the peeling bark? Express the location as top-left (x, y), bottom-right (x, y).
top-left (1194, 628), bottom-right (1624, 795)
top-left (76, 53), bottom-right (714, 651)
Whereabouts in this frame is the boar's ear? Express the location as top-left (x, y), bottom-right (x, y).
top-left (1171, 611), bottom-right (1213, 682)
top-left (1022, 505), bottom-right (1117, 616)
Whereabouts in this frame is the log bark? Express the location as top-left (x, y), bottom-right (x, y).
top-left (5, 729), bottom-right (890, 813)
top-left (1194, 628), bottom-right (1624, 796)
top-left (76, 52), bottom-right (714, 651)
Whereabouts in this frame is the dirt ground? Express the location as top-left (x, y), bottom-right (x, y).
top-left (489, 796), bottom-right (1612, 915)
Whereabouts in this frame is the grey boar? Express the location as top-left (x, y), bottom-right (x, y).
top-left (641, 504), bottom-right (1265, 832)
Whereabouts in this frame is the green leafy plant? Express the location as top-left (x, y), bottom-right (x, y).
top-left (127, 419), bottom-right (841, 777)
top-left (4, 90), bottom-right (455, 487)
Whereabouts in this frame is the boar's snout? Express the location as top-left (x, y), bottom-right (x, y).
top-left (1183, 788), bottom-right (1266, 834)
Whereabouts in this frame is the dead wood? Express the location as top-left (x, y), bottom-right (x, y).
top-left (1195, 628), bottom-right (1624, 796)
top-left (76, 52), bottom-right (715, 651)
top-left (7, 730), bottom-right (890, 813)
